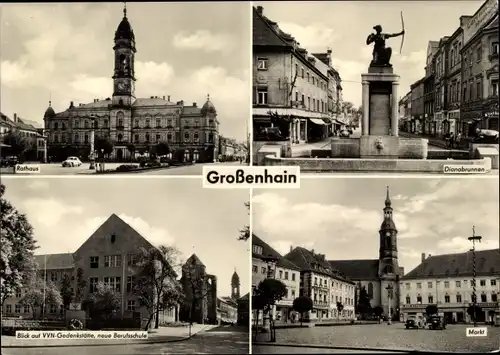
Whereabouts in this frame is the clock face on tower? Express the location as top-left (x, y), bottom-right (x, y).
top-left (117, 81), bottom-right (129, 92)
top-left (385, 231), bottom-right (391, 237)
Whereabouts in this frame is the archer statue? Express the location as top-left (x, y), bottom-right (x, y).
top-left (366, 24), bottom-right (405, 67)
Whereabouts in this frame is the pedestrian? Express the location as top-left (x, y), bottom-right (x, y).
top-left (449, 132), bottom-right (455, 149)
top-left (456, 131), bottom-right (462, 149)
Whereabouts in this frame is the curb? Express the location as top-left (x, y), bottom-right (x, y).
top-left (252, 342), bottom-right (452, 354)
top-left (1, 327), bottom-right (209, 349)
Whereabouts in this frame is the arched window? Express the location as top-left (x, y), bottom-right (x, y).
top-left (84, 134), bottom-right (89, 144)
top-left (368, 282), bottom-right (374, 299)
top-left (74, 120), bottom-right (79, 129)
top-left (184, 132), bottom-right (190, 142)
top-left (84, 120), bottom-right (89, 129)
top-left (118, 118), bottom-right (123, 127)
top-left (104, 119), bottom-right (109, 128)
top-left (134, 119), bottom-right (139, 128)
top-left (145, 133), bottom-right (150, 142)
top-left (54, 122), bottom-right (59, 130)
top-left (117, 133), bottom-right (123, 142)
top-left (94, 119), bottom-right (99, 129)
top-left (385, 265), bottom-right (393, 274)
top-left (117, 111), bottom-right (124, 128)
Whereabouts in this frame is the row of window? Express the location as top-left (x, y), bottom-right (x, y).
top-left (312, 293), bottom-right (354, 306)
top-left (255, 87), bottom-right (328, 114)
top-left (89, 254), bottom-right (137, 269)
top-left (404, 279), bottom-right (497, 290)
top-left (51, 132), bottom-right (215, 145)
top-left (405, 292), bottom-right (498, 305)
top-left (256, 58), bottom-right (328, 92)
top-left (88, 276), bottom-right (136, 294)
top-left (4, 300), bottom-right (138, 314)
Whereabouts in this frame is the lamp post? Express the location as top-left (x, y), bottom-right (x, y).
top-left (88, 115), bottom-right (97, 170)
top-left (386, 284), bottom-right (394, 325)
top-left (468, 226), bottom-right (482, 327)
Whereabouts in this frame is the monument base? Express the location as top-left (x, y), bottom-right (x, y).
top-left (360, 136), bottom-right (399, 159)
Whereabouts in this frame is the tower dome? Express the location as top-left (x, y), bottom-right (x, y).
top-left (231, 271), bottom-right (240, 285)
top-left (201, 94), bottom-right (217, 116)
top-left (44, 101), bottom-right (56, 119)
top-left (115, 7), bottom-right (135, 41)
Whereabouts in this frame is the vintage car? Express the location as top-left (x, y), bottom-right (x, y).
top-left (405, 316), bottom-right (419, 329)
top-left (62, 156), bottom-right (82, 167)
top-left (428, 315), bottom-right (446, 330)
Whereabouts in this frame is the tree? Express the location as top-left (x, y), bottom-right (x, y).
top-left (238, 202), bottom-right (250, 241)
top-left (267, 110), bottom-right (291, 140)
top-left (336, 301), bottom-right (344, 320)
top-left (373, 306), bottom-right (384, 319)
top-left (292, 296), bottom-right (313, 326)
top-left (20, 278), bottom-right (62, 319)
top-left (467, 305), bottom-right (482, 321)
top-left (0, 184), bottom-right (38, 307)
top-left (60, 273), bottom-right (73, 311)
top-left (87, 282), bottom-right (121, 320)
top-left (135, 245), bottom-right (184, 330)
top-left (155, 141), bottom-right (171, 156)
top-left (356, 286), bottom-right (372, 319)
top-left (74, 268), bottom-right (87, 303)
top-left (95, 137), bottom-right (114, 158)
top-left (256, 278), bottom-right (287, 341)
top-left (2, 131), bottom-right (32, 157)
top-left (425, 304), bottom-right (438, 316)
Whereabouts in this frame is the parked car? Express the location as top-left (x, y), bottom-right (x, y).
top-left (0, 156), bottom-right (20, 167)
top-left (428, 315), bottom-right (446, 330)
top-left (62, 157), bottom-right (82, 167)
top-left (405, 317), bottom-right (419, 329)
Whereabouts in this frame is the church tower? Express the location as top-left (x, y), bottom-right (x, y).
top-left (378, 186), bottom-right (399, 277)
top-left (231, 270), bottom-right (240, 300)
top-left (112, 5), bottom-right (136, 105)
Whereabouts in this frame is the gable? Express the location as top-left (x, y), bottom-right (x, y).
top-left (73, 214), bottom-right (155, 261)
top-left (252, 7), bottom-right (291, 48)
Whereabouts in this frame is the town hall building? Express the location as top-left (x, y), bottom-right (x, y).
top-left (329, 187), bottom-right (405, 321)
top-left (43, 6), bottom-right (219, 163)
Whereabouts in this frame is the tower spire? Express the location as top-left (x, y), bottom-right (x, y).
top-left (207, 93), bottom-right (210, 101)
top-left (123, 2), bottom-right (127, 17)
top-left (385, 185), bottom-right (391, 207)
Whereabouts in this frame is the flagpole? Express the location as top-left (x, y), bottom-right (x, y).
top-left (43, 255), bottom-right (47, 319)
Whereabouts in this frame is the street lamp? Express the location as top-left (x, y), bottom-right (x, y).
top-left (88, 115), bottom-right (97, 170)
top-left (468, 226), bottom-right (482, 327)
top-left (386, 284), bottom-right (394, 325)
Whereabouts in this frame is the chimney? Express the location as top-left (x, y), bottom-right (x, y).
top-left (70, 101), bottom-right (74, 109)
top-left (168, 95), bottom-right (171, 101)
top-left (327, 48), bottom-right (332, 55)
top-left (193, 102), bottom-right (197, 107)
top-left (311, 249), bottom-right (315, 254)
top-left (290, 245), bottom-right (293, 253)
top-left (256, 6), bottom-right (263, 15)
top-left (428, 254), bottom-right (432, 258)
top-left (421, 253), bottom-right (426, 262)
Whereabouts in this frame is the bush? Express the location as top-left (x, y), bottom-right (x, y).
top-left (116, 164), bottom-right (139, 172)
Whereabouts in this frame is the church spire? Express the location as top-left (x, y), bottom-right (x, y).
top-left (385, 185), bottom-right (391, 208)
top-left (123, 2), bottom-right (127, 18)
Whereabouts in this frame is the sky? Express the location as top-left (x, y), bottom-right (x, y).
top-left (253, 177), bottom-right (499, 275)
top-left (2, 177), bottom-right (250, 298)
top-left (0, 2), bottom-right (250, 141)
top-left (254, 1), bottom-right (485, 107)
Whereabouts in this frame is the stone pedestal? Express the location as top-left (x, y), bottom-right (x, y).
top-left (360, 67), bottom-right (400, 159)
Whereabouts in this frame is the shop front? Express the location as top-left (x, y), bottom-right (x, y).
top-left (484, 100), bottom-right (499, 131)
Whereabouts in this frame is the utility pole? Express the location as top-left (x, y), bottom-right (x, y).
top-left (468, 226), bottom-right (482, 328)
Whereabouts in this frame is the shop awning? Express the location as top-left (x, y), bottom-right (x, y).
top-left (309, 118), bottom-right (327, 125)
top-left (322, 118), bottom-right (332, 124)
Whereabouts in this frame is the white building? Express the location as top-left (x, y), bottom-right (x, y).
top-left (284, 247), bottom-right (356, 321)
top-left (400, 249), bottom-right (500, 324)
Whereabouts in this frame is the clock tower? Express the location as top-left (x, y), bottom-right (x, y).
top-left (378, 186), bottom-right (399, 277)
top-left (112, 5), bottom-right (136, 106)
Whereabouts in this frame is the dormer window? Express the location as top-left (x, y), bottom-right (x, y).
top-left (252, 245), bottom-right (263, 255)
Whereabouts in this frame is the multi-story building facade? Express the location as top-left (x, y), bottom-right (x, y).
top-left (444, 18), bottom-right (467, 136)
top-left (43, 7), bottom-right (219, 163)
top-left (284, 247), bottom-right (356, 321)
top-left (179, 254), bottom-right (218, 325)
top-left (423, 41), bottom-right (439, 135)
top-left (434, 37), bottom-right (450, 136)
top-left (400, 249), bottom-right (500, 324)
top-left (252, 6), bottom-right (333, 144)
top-left (398, 92), bottom-right (412, 133)
top-left (410, 78), bottom-right (425, 134)
top-left (329, 188), bottom-right (404, 321)
top-left (273, 250), bottom-right (301, 322)
top-left (2, 214), bottom-right (178, 325)
top-left (460, 5), bottom-right (499, 136)
top-left (1, 112), bottom-right (47, 161)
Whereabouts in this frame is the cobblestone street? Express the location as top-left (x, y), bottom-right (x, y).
top-left (254, 323), bottom-right (500, 353)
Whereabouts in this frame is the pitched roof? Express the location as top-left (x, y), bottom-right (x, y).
top-left (252, 234), bottom-right (281, 260)
top-left (34, 253), bottom-right (74, 270)
top-left (252, 6), bottom-right (291, 48)
top-left (277, 256), bottom-right (301, 271)
top-left (328, 259), bottom-right (380, 281)
top-left (74, 213), bottom-right (156, 255)
top-left (238, 292), bottom-right (250, 301)
top-left (219, 296), bottom-right (238, 307)
top-left (284, 247), bottom-right (353, 283)
top-left (402, 249), bottom-right (500, 280)
top-left (185, 253), bottom-right (205, 267)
